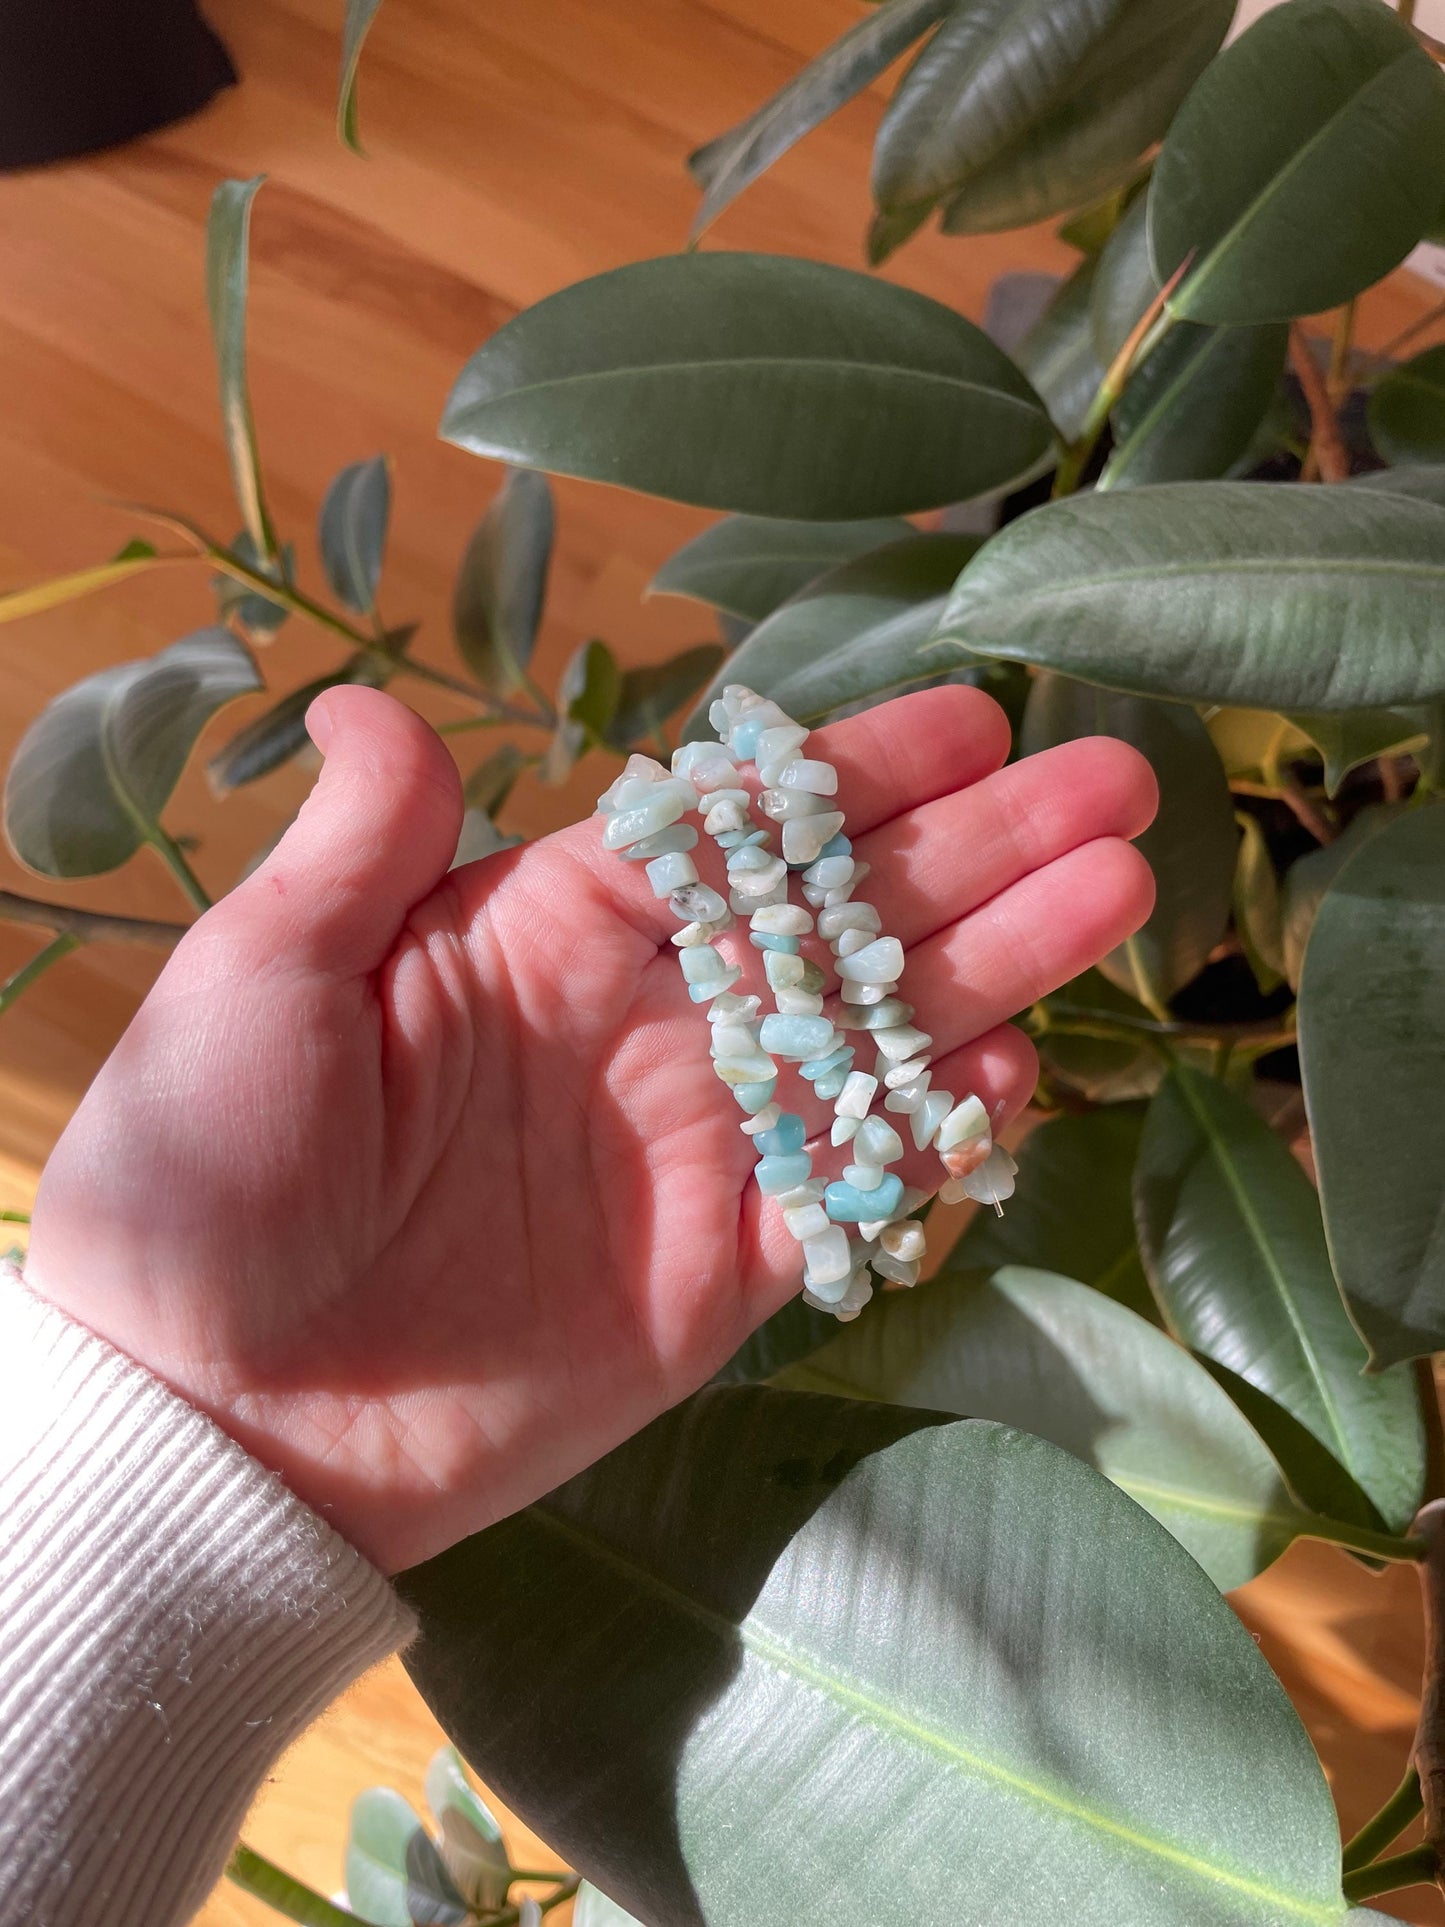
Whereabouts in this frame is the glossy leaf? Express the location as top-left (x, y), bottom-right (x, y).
top-left (1281, 804), bottom-right (1406, 990)
top-left (950, 1108), bottom-right (1155, 1322)
top-left (1150, 0), bottom-right (1445, 325)
top-left (1300, 804), bottom-right (1445, 1368)
top-left (442, 255), bottom-right (1053, 520)
top-left (687, 0), bottom-right (950, 239)
top-left (1102, 322), bottom-right (1289, 489)
top-left (1234, 812), bottom-right (1285, 997)
top-left (1035, 968), bottom-right (1164, 1105)
top-left (606, 646), bottom-right (724, 753)
top-left (319, 455), bottom-right (390, 613)
top-left (542, 639), bottom-right (620, 784)
top-left (781, 1265), bottom-right (1305, 1591)
top-left (650, 516), bottom-right (911, 624)
top-left (452, 470), bottom-right (554, 697)
top-left (5, 629), bottom-right (261, 878)
top-left (1090, 191), bottom-right (1155, 364)
top-left (401, 1387), bottom-right (1350, 1927)
top-left (206, 178), bottom-right (279, 565)
top-left (206, 653), bottom-right (381, 795)
top-left (935, 483), bottom-right (1445, 710)
top-left (1022, 674), bottom-right (1236, 1008)
top-left (1348, 462), bottom-right (1445, 510)
top-left (344, 1787), bottom-right (469, 1927)
top-left (424, 1746), bottom-right (510, 1913)
top-left (339, 0), bottom-right (386, 153)
top-left (1285, 709), bottom-right (1428, 798)
top-left (688, 533), bottom-right (981, 737)
top-left (714, 1296), bottom-right (844, 1385)
top-left (0, 548), bottom-right (172, 625)
top-left (1368, 345), bottom-right (1445, 467)
top-left (1207, 708), bottom-right (1311, 787)
top-left (873, 0), bottom-right (1233, 237)
top-left (1134, 1065), bottom-right (1426, 1533)
top-left (1014, 255), bottom-right (1106, 444)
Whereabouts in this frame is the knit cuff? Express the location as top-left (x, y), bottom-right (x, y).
top-left (0, 1263), bottom-right (414, 1927)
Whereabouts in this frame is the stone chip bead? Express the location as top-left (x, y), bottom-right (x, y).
top-left (754, 1111), bottom-right (806, 1157)
top-left (750, 903), bottom-right (813, 936)
top-left (670, 882), bottom-right (729, 924)
top-left (837, 936), bottom-right (905, 984)
top-left (854, 1115), bottom-right (904, 1167)
top-left (620, 822), bottom-right (699, 862)
top-left (773, 758), bottom-right (838, 795)
top-left (881, 1219), bottom-right (927, 1263)
top-left (759, 1013), bottom-right (838, 1062)
top-left (781, 811), bottom-right (847, 866)
top-left (834, 1070), bottom-right (878, 1119)
top-left (910, 1089), bottom-right (954, 1151)
top-left (936, 1094), bottom-right (993, 1178)
top-left (755, 1152), bottom-right (813, 1196)
top-left (825, 1173), bottom-right (905, 1223)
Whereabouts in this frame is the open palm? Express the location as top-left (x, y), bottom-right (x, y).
top-left (26, 684), bottom-right (1154, 1572)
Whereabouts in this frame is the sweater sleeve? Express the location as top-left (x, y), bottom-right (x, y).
top-left (0, 1263), bottom-right (415, 1927)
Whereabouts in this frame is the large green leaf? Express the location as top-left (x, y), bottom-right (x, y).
top-left (1021, 674), bottom-right (1237, 1008)
top-left (688, 533), bottom-right (982, 737)
top-left (1285, 708), bottom-right (1429, 799)
top-left (452, 469), bottom-right (554, 697)
top-left (950, 1107), bottom-right (1155, 1321)
top-left (206, 178), bottom-right (279, 566)
top-left (1014, 255), bottom-right (1106, 444)
top-left (606, 646), bottom-right (725, 753)
top-left (1281, 804), bottom-right (1407, 990)
top-left (1090, 191), bottom-right (1155, 364)
top-left (1368, 345), bottom-right (1445, 467)
top-left (206, 653), bottom-right (382, 796)
top-left (935, 483), bottom-right (1445, 710)
top-left (1150, 0), bottom-right (1445, 325)
top-left (1134, 1065), bottom-right (1425, 1533)
top-left (423, 1747), bottom-right (510, 1913)
top-left (1102, 322), bottom-right (1289, 489)
top-left (650, 516), bottom-right (911, 625)
top-left (714, 1297), bottom-right (845, 1385)
top-left (319, 455), bottom-right (390, 613)
top-left (1300, 804), bottom-right (1445, 1369)
top-left (1234, 812), bottom-right (1285, 996)
top-left (339, 0), bottom-right (386, 153)
top-left (5, 629), bottom-right (261, 878)
top-left (781, 1265), bottom-right (1306, 1590)
top-left (1348, 462), bottom-right (1445, 510)
top-left (442, 255), bottom-right (1053, 520)
top-left (400, 1387), bottom-right (1350, 1927)
top-left (873, 0), bottom-right (1233, 237)
top-left (687, 0), bottom-right (950, 239)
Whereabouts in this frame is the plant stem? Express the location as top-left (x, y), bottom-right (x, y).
top-left (0, 890), bottom-right (184, 949)
top-left (1053, 256), bottom-right (1191, 496)
top-left (1327, 298), bottom-right (1358, 408)
top-left (225, 1845), bottom-right (363, 1925)
top-left (1291, 324), bottom-right (1350, 483)
top-left (0, 932), bottom-right (80, 1017)
top-left (1412, 1499), bottom-right (1445, 1889)
top-left (1032, 1000), bottom-right (1296, 1054)
top-left (1342, 1843), bottom-right (1436, 1903)
top-left (0, 1208), bottom-right (30, 1224)
top-left (1400, 0), bottom-right (1418, 23)
top-left (1294, 1514), bottom-right (1426, 1563)
top-left (147, 828), bottom-right (212, 914)
top-left (1343, 1765), bottom-right (1423, 1873)
top-left (1277, 769), bottom-right (1336, 844)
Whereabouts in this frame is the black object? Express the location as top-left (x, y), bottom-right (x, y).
top-left (0, 0), bottom-right (235, 171)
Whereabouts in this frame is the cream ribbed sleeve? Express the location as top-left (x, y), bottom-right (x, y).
top-left (0, 1264), bottom-right (414, 1927)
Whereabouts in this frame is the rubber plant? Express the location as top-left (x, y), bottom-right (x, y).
top-left (5, 0), bottom-right (1445, 1923)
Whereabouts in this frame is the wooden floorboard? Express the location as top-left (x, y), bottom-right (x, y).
top-left (0, 3), bottom-right (1440, 1919)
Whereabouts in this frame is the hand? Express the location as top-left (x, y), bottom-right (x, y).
top-left (23, 684), bottom-right (1155, 1572)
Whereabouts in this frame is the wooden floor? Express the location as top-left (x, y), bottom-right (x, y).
top-left (0, 1), bottom-right (1439, 1921)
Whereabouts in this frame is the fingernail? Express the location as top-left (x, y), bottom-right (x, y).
top-left (307, 694), bottom-right (334, 754)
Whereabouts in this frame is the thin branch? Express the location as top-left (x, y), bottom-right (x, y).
top-left (226, 1845), bottom-right (362, 1925)
top-left (1342, 1843), bottom-right (1437, 1904)
top-left (1034, 1000), bottom-right (1296, 1052)
top-left (1053, 253), bottom-right (1193, 495)
top-left (1291, 325), bottom-right (1350, 483)
top-left (1343, 1764), bottom-right (1423, 1874)
top-left (1412, 1499), bottom-right (1445, 1892)
top-left (1277, 769), bottom-right (1337, 844)
top-left (0, 891), bottom-right (185, 948)
top-left (0, 933), bottom-right (79, 1017)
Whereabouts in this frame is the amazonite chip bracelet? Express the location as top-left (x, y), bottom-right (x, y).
top-left (597, 683), bottom-right (1016, 1321)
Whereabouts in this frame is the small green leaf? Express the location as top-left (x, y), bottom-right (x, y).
top-left (650, 516), bottom-right (912, 624)
top-left (935, 483), bottom-right (1445, 711)
top-left (714, 1296), bottom-right (845, 1384)
top-left (1285, 708), bottom-right (1428, 799)
top-left (687, 0), bottom-right (950, 239)
top-left (782, 1265), bottom-right (1306, 1591)
top-left (873, 0), bottom-right (1233, 236)
top-left (344, 1787), bottom-right (470, 1927)
top-left (213, 531), bottom-right (294, 642)
top-left (606, 646), bottom-right (724, 753)
top-left (319, 455), bottom-right (391, 613)
top-left (688, 532), bottom-right (982, 738)
top-left (400, 1387), bottom-right (1350, 1927)
top-left (442, 255), bottom-right (1053, 520)
top-left (206, 178), bottom-right (279, 566)
top-left (339, 0), bottom-right (386, 154)
top-left (542, 639), bottom-right (620, 784)
top-left (462, 741), bottom-right (529, 817)
top-left (452, 470), bottom-right (554, 696)
top-left (1102, 322), bottom-right (1289, 489)
top-left (1150, 0), bottom-right (1445, 324)
top-left (424, 1746), bottom-right (510, 1912)
top-left (206, 654), bottom-right (382, 796)
top-left (1013, 255), bottom-right (1106, 445)
top-left (1233, 812), bottom-right (1285, 997)
top-left (1022, 675), bottom-right (1237, 1009)
top-left (5, 629), bottom-right (262, 879)
top-left (950, 1107), bottom-right (1155, 1322)
top-left (1300, 803), bottom-right (1445, 1368)
top-left (1134, 1064), bottom-right (1426, 1533)
top-left (1368, 344), bottom-right (1445, 466)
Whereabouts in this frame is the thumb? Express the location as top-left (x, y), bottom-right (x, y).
top-left (227, 686), bottom-right (463, 976)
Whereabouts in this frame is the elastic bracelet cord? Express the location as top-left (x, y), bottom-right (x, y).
top-left (597, 683), bottom-right (1017, 1321)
